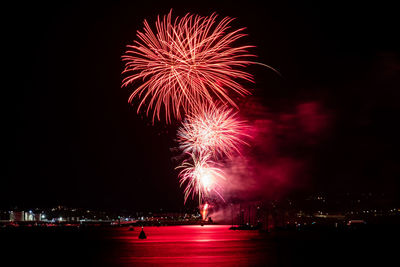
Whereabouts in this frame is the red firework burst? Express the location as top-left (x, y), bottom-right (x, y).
top-left (122, 10), bottom-right (255, 122)
top-left (177, 105), bottom-right (251, 159)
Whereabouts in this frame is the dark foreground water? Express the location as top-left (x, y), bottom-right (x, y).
top-left (1, 224), bottom-right (398, 266)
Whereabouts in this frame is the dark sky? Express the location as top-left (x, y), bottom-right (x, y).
top-left (3, 1), bottom-right (399, 211)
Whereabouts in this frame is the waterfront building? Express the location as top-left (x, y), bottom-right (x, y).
top-left (10, 211), bottom-right (25, 221)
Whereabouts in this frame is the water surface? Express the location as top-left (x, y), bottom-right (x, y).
top-left (2, 224), bottom-right (397, 266)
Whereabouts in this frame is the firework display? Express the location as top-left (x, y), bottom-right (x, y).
top-left (177, 152), bottom-right (225, 203)
top-left (122, 10), bottom-right (272, 214)
top-left (122, 10), bottom-right (255, 123)
top-left (177, 105), bottom-right (250, 158)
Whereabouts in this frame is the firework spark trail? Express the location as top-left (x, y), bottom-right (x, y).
top-left (122, 10), bottom-right (255, 123)
top-left (200, 203), bottom-right (209, 220)
top-left (177, 152), bottom-right (225, 204)
top-left (177, 105), bottom-right (251, 159)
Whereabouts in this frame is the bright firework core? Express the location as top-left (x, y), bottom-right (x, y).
top-left (177, 153), bottom-right (225, 203)
top-left (196, 166), bottom-right (213, 192)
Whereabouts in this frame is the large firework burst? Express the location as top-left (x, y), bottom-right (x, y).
top-left (122, 10), bottom-right (255, 122)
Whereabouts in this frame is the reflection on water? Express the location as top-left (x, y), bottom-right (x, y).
top-left (106, 225), bottom-right (273, 266)
top-left (2, 224), bottom-right (397, 266)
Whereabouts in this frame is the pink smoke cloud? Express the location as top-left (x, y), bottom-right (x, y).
top-left (218, 98), bottom-right (333, 201)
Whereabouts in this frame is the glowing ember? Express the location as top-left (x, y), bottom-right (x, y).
top-left (122, 10), bottom-right (255, 123)
top-left (177, 105), bottom-right (250, 159)
top-left (200, 203), bottom-right (209, 221)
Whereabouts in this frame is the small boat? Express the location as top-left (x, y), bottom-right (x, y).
top-left (138, 226), bottom-right (147, 239)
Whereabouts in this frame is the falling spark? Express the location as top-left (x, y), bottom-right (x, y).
top-left (177, 105), bottom-right (251, 159)
top-left (200, 203), bottom-right (209, 221)
top-left (122, 10), bottom-right (255, 123)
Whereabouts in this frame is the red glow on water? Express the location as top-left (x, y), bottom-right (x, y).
top-left (108, 225), bottom-right (271, 265)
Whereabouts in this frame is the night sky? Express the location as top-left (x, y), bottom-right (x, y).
top-left (3, 1), bottom-right (399, 211)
